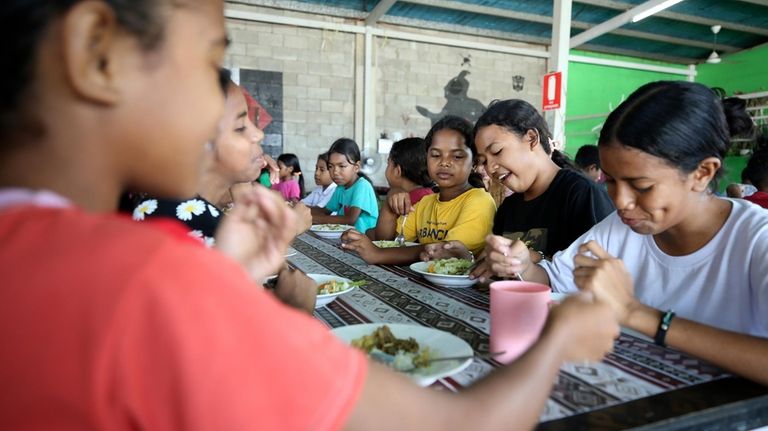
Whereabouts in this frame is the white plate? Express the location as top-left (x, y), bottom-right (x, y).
top-left (308, 273), bottom-right (357, 308)
top-left (310, 224), bottom-right (354, 239)
top-left (372, 240), bottom-right (419, 248)
top-left (332, 323), bottom-right (473, 387)
top-left (409, 261), bottom-right (477, 288)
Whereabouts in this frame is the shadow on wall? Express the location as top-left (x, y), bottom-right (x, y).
top-left (416, 70), bottom-right (486, 125)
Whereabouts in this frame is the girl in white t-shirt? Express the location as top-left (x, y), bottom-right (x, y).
top-left (301, 152), bottom-right (336, 208)
top-left (484, 81), bottom-right (768, 385)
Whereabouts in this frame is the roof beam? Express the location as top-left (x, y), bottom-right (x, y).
top-left (574, 0), bottom-right (768, 37)
top-left (570, 54), bottom-right (691, 75)
top-left (734, 0), bottom-right (768, 7)
top-left (579, 43), bottom-right (696, 64)
top-left (570, 0), bottom-right (682, 48)
top-left (402, 0), bottom-right (552, 24)
top-left (381, 15), bottom-right (552, 46)
top-left (611, 28), bottom-right (739, 52)
top-left (366, 0), bottom-right (397, 26)
top-left (402, 0), bottom-right (737, 52)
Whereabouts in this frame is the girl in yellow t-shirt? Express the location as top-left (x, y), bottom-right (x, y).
top-left (341, 116), bottom-right (496, 265)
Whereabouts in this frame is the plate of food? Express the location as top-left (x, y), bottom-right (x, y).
top-left (308, 273), bottom-right (365, 308)
top-left (310, 224), bottom-right (354, 239)
top-left (409, 258), bottom-right (477, 288)
top-left (373, 240), bottom-right (419, 248)
top-left (332, 323), bottom-right (473, 387)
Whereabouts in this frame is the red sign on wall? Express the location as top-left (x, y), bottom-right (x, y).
top-left (542, 71), bottom-right (562, 111)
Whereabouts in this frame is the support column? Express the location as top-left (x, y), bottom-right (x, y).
top-left (548, 0), bottom-right (572, 151)
top-left (363, 27), bottom-right (375, 152)
top-left (354, 32), bottom-right (365, 145)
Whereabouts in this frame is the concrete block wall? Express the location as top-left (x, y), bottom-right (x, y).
top-left (375, 37), bottom-right (545, 149)
top-left (225, 5), bottom-right (546, 187)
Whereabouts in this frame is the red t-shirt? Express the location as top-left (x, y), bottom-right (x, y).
top-left (0, 206), bottom-right (367, 430)
top-left (744, 191), bottom-right (768, 209)
top-left (408, 187), bottom-right (434, 206)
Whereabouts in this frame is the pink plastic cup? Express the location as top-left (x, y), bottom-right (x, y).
top-left (489, 281), bottom-right (551, 364)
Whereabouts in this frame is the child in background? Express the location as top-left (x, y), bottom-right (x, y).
top-left (272, 153), bottom-right (304, 201)
top-left (474, 163), bottom-right (511, 207)
top-left (341, 116), bottom-right (496, 265)
top-left (310, 138), bottom-right (379, 232)
top-left (741, 134), bottom-right (768, 209)
top-left (257, 167), bottom-right (272, 188)
top-left (574, 144), bottom-right (603, 182)
top-left (302, 152), bottom-right (337, 208)
top-left (368, 137), bottom-right (433, 239)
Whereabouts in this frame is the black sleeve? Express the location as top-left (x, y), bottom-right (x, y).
top-left (564, 181), bottom-right (614, 245)
top-left (591, 185), bottom-right (615, 222)
top-left (492, 198), bottom-right (508, 236)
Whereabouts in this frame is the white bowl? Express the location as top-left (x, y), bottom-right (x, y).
top-left (310, 224), bottom-right (354, 239)
top-left (308, 273), bottom-right (357, 308)
top-left (409, 261), bottom-right (477, 288)
top-left (372, 240), bottom-right (419, 248)
top-left (332, 323), bottom-right (473, 386)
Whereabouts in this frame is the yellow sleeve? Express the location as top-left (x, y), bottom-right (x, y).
top-left (401, 196), bottom-right (430, 242)
top-left (444, 189), bottom-right (496, 255)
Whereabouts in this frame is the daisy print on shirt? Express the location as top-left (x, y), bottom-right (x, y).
top-left (176, 199), bottom-right (206, 221)
top-left (189, 230), bottom-right (216, 247)
top-left (132, 199), bottom-right (158, 221)
top-left (130, 196), bottom-right (222, 246)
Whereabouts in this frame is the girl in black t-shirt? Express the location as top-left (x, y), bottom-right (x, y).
top-left (427, 100), bottom-right (613, 277)
top-left (476, 100), bottom-right (612, 260)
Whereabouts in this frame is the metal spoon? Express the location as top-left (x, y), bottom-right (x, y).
top-left (394, 214), bottom-right (408, 246)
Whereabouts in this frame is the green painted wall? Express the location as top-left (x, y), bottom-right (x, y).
top-left (565, 47), bottom-right (767, 192)
top-left (564, 50), bottom-right (689, 155)
top-left (721, 155), bottom-right (749, 191)
top-left (697, 42), bottom-right (768, 95)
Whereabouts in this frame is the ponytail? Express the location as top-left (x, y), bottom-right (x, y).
top-left (551, 149), bottom-right (575, 170)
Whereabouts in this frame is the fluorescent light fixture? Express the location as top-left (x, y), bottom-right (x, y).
top-left (632, 0), bottom-right (685, 23)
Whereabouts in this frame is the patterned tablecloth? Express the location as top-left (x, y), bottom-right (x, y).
top-left (289, 233), bottom-right (730, 423)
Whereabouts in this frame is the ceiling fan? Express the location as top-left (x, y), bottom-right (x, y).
top-left (706, 25), bottom-right (721, 64)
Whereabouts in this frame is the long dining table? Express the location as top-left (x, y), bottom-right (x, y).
top-left (288, 232), bottom-right (768, 430)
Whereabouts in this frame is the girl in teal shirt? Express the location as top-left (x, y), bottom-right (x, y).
top-left (311, 138), bottom-right (378, 232)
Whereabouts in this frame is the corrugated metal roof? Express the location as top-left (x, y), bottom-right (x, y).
top-left (275, 0), bottom-right (768, 64)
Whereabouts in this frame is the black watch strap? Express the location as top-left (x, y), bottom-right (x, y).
top-left (654, 309), bottom-right (676, 347)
